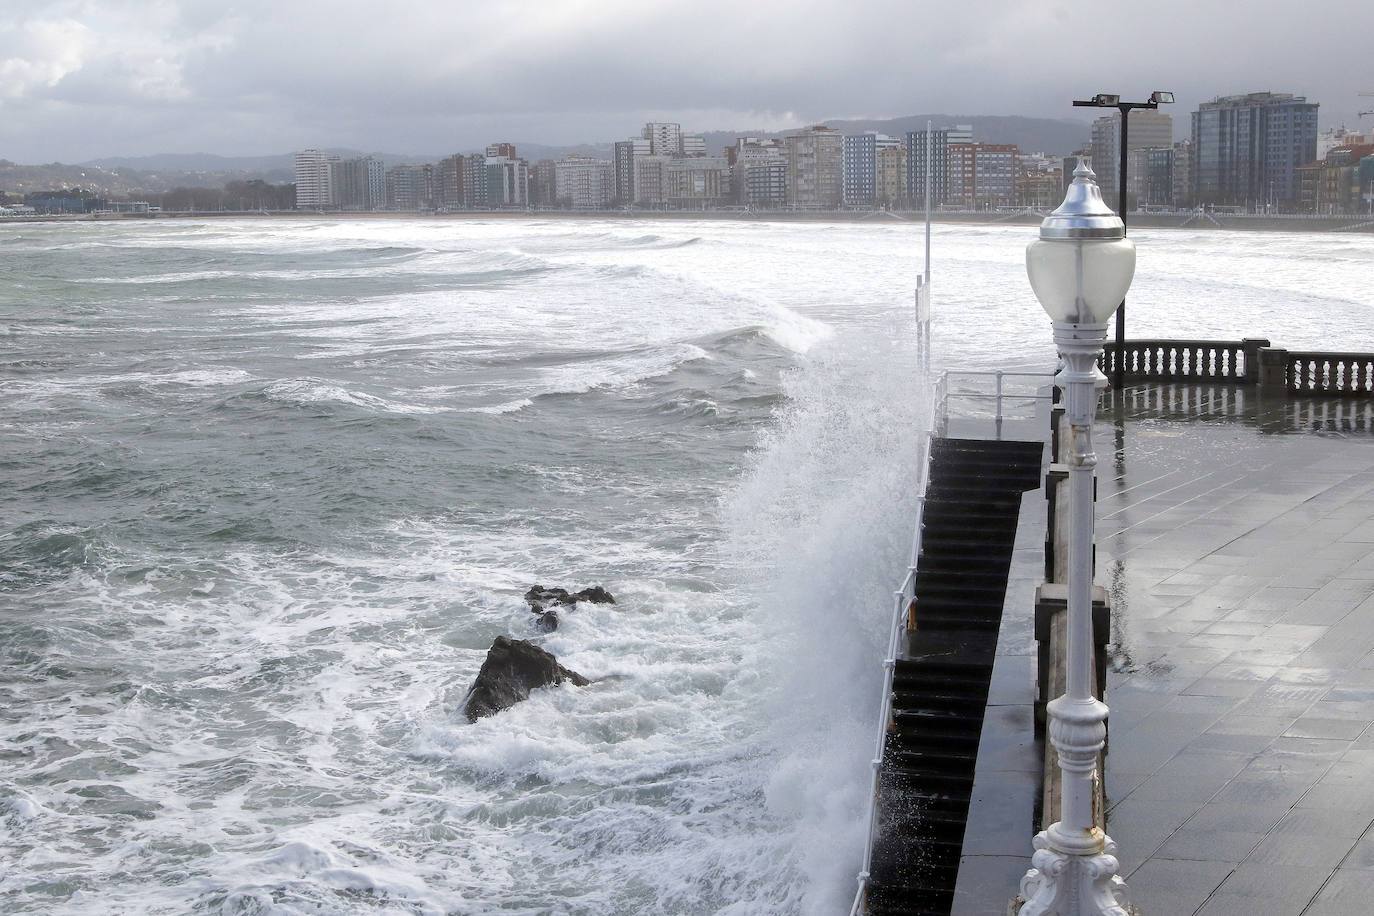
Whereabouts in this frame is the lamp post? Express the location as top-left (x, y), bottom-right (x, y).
top-left (1072, 91), bottom-right (1172, 387)
top-left (1019, 161), bottom-right (1136, 916)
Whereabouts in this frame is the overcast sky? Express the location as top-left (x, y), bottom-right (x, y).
top-left (1, 0), bottom-right (1369, 164)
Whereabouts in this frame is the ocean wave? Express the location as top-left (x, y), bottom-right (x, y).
top-left (535, 343), bottom-right (710, 397)
top-left (261, 378), bottom-right (449, 415)
top-left (461, 398), bottom-right (533, 415)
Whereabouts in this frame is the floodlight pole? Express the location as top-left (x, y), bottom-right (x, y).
top-left (1072, 93), bottom-right (1172, 388)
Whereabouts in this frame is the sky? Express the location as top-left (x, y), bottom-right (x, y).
top-left (1, 0), bottom-right (1369, 164)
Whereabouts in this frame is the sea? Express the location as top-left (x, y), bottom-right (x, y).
top-left (2, 217), bottom-right (1372, 916)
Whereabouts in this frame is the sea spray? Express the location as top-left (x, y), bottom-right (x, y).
top-left (724, 313), bottom-right (928, 914)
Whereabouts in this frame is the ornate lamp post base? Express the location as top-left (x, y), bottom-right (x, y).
top-left (1019, 831), bottom-right (1129, 915)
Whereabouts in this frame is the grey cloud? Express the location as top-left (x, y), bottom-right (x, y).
top-left (0, 0), bottom-right (1369, 163)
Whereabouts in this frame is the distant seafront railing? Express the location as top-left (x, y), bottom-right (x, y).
top-left (1102, 338), bottom-right (1374, 395)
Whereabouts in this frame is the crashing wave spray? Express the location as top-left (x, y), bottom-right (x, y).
top-left (724, 313), bottom-right (929, 914)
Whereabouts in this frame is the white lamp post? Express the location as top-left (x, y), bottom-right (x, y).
top-left (1019, 160), bottom-right (1136, 916)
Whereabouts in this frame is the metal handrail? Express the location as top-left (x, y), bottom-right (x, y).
top-left (850, 368), bottom-right (1054, 916)
top-left (941, 370), bottom-right (1056, 440)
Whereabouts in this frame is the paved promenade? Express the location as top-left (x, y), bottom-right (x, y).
top-left (1094, 385), bottom-right (1374, 914)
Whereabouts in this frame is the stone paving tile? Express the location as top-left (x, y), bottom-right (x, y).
top-left (1247, 739), bottom-right (1350, 780)
top-left (1296, 577), bottom-right (1374, 616)
top-left (1235, 585), bottom-right (1319, 610)
top-left (1182, 801), bottom-right (1291, 834)
top-left (1156, 828), bottom-right (1265, 863)
top-left (1207, 773), bottom-right (1312, 808)
top-left (1225, 604), bottom-right (1296, 624)
top-left (1204, 714), bottom-right (1298, 737)
top-left (1121, 858), bottom-right (1236, 914)
top-left (1294, 782), bottom-right (1374, 816)
top-left (1273, 806), bottom-right (1374, 840)
top-left (1182, 675), bottom-right (1265, 698)
top-left (1194, 863), bottom-right (1330, 916)
top-left (1305, 698), bottom-right (1374, 722)
top-left (961, 768), bottom-right (1040, 857)
top-left (1285, 716), bottom-right (1370, 740)
top-left (951, 855), bottom-right (1031, 916)
top-left (1247, 830), bottom-right (1361, 867)
top-left (1220, 646), bottom-right (1305, 667)
top-left (1159, 693), bottom-right (1246, 718)
top-left (1123, 751), bottom-right (1252, 804)
top-left (1101, 796), bottom-right (1198, 875)
top-left (1188, 731), bottom-right (1277, 755)
top-left (1105, 767), bottom-right (1155, 802)
top-left (985, 654), bottom-right (1034, 706)
top-left (1334, 830), bottom-right (1374, 869)
top-left (1304, 870), bottom-right (1374, 916)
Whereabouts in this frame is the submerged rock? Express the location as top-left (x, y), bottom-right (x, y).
top-left (523, 585), bottom-right (616, 631)
top-left (464, 635), bottom-right (589, 722)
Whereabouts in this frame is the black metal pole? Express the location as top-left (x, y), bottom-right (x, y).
top-left (1115, 105), bottom-right (1129, 389)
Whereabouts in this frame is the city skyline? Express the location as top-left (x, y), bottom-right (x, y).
top-left (0, 0), bottom-right (1369, 165)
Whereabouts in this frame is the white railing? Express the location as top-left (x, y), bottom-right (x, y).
top-left (939, 370), bottom-right (1057, 440)
top-left (849, 369), bottom-right (1054, 916)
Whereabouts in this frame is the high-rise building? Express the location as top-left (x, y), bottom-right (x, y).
top-left (613, 139), bottom-right (648, 206)
top-left (663, 156), bottom-right (730, 207)
top-left (463, 153), bottom-right (488, 207)
top-left (843, 133), bottom-right (901, 206)
top-left (385, 164), bottom-right (424, 210)
top-left (785, 126), bottom-right (843, 208)
top-left (731, 138), bottom-right (788, 208)
top-left (331, 155), bottom-right (385, 211)
top-left (906, 128), bottom-right (951, 208)
top-left (632, 155), bottom-right (671, 206)
top-left (1191, 92), bottom-right (1319, 210)
top-left (435, 155), bottom-right (465, 209)
top-left (485, 157), bottom-right (529, 207)
top-left (876, 144), bottom-right (908, 207)
top-left (947, 143), bottom-right (1019, 207)
top-left (555, 156), bottom-right (614, 210)
top-left (294, 149), bottom-right (338, 209)
top-left (1128, 147), bottom-right (1175, 208)
top-left (530, 159), bottom-right (558, 208)
top-left (1171, 140), bottom-right (1193, 209)
top-left (1090, 110), bottom-right (1173, 206)
top-left (643, 122), bottom-right (684, 157)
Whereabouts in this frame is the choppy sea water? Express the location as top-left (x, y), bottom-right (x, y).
top-left (1, 218), bottom-right (1371, 915)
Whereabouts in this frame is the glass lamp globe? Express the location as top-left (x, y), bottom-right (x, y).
top-left (1026, 160), bottom-right (1136, 325)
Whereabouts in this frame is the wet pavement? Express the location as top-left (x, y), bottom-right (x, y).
top-left (1096, 385), bottom-right (1374, 915)
top-left (946, 384), bottom-right (1374, 914)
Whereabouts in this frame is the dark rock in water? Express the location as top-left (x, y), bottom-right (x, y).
top-left (524, 584), bottom-right (616, 614)
top-left (524, 585), bottom-right (574, 613)
top-left (533, 610), bottom-right (559, 632)
top-left (573, 586), bottom-right (615, 605)
top-left (464, 635), bottom-right (589, 722)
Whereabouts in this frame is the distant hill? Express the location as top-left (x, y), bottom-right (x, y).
top-left (4, 114), bottom-right (1088, 196)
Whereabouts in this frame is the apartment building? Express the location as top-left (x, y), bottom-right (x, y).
top-left (294, 149), bottom-right (338, 208)
top-left (555, 156), bottom-right (614, 210)
top-left (786, 126), bottom-right (843, 208)
top-left (1191, 91), bottom-right (1318, 209)
top-left (1090, 110), bottom-right (1172, 203)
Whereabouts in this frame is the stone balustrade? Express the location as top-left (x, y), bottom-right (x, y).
top-left (1104, 337), bottom-right (1374, 396)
